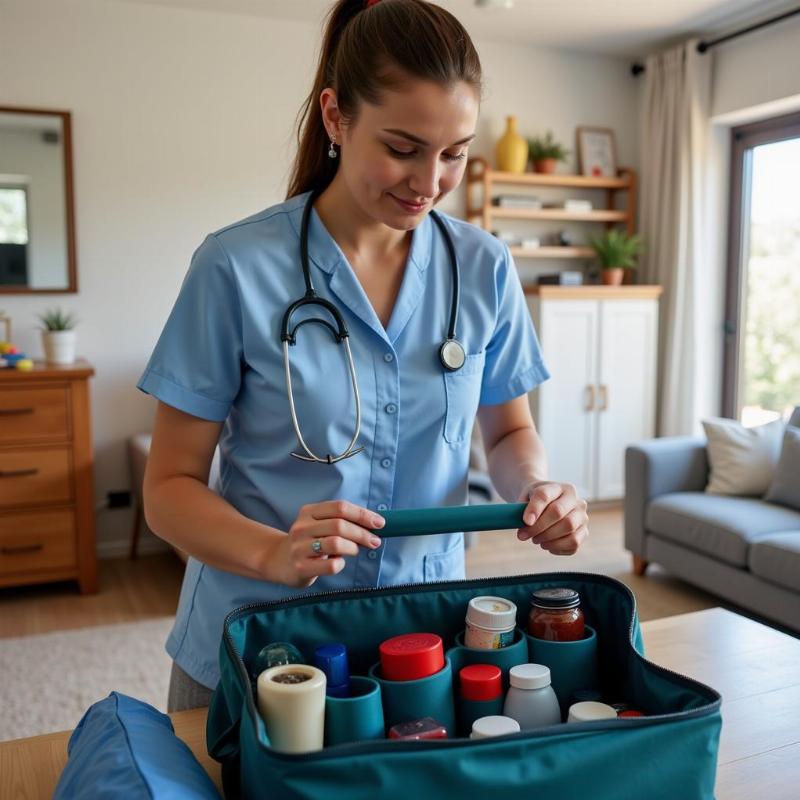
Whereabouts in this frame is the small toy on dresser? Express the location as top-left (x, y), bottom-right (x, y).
top-left (0, 341), bottom-right (33, 370)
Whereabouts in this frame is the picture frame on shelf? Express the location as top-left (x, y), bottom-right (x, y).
top-left (576, 127), bottom-right (618, 177)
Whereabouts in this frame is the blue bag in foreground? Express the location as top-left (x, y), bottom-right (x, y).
top-left (54, 692), bottom-right (220, 800)
top-left (207, 505), bottom-right (722, 800)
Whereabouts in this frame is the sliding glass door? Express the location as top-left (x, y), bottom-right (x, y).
top-left (723, 112), bottom-right (800, 423)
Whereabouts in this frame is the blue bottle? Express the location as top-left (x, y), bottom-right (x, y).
top-left (314, 643), bottom-right (351, 698)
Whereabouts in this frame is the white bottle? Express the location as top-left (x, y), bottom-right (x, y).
top-left (503, 664), bottom-right (561, 729)
top-left (257, 664), bottom-right (327, 753)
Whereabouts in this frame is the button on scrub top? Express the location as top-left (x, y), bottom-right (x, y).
top-left (137, 191), bottom-right (550, 687)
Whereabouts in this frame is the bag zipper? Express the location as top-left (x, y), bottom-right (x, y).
top-left (221, 571), bottom-right (722, 763)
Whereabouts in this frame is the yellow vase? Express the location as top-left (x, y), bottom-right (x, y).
top-left (495, 116), bottom-right (528, 174)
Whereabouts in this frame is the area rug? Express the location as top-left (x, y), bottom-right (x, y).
top-left (0, 617), bottom-right (175, 741)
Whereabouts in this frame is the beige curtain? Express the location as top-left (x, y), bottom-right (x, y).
top-left (640, 40), bottom-right (711, 436)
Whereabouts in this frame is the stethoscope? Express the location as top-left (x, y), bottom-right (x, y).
top-left (281, 190), bottom-right (465, 465)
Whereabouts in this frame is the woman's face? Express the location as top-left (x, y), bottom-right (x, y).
top-left (329, 80), bottom-right (479, 230)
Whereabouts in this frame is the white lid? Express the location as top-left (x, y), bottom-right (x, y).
top-left (470, 715), bottom-right (521, 739)
top-left (567, 701), bottom-right (617, 723)
top-left (509, 663), bottom-right (551, 690)
top-left (465, 596), bottom-right (517, 631)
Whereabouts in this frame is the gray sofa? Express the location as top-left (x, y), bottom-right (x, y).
top-left (625, 408), bottom-right (800, 633)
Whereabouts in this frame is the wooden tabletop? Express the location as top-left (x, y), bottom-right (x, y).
top-left (0, 707), bottom-right (219, 798)
top-left (1, 607), bottom-right (797, 799)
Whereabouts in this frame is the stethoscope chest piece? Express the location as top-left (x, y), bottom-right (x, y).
top-left (439, 338), bottom-right (466, 371)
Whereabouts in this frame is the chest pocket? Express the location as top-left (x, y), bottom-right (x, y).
top-left (443, 351), bottom-right (486, 444)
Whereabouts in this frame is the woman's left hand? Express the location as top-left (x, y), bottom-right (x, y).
top-left (516, 481), bottom-right (589, 555)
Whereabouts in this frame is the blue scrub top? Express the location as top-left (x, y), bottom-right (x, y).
top-left (138, 191), bottom-right (549, 687)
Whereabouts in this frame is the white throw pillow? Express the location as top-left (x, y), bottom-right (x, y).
top-left (702, 417), bottom-right (785, 496)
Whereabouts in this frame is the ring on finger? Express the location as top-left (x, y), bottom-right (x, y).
top-left (311, 539), bottom-right (323, 556)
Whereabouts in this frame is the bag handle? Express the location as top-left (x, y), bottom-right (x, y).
top-left (374, 503), bottom-right (527, 537)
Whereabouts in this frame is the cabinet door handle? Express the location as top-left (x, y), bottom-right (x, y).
top-left (1, 543), bottom-right (44, 555)
top-left (0, 468), bottom-right (40, 478)
top-left (0, 407), bottom-right (34, 416)
top-left (599, 385), bottom-right (609, 411)
top-left (584, 385), bottom-right (596, 412)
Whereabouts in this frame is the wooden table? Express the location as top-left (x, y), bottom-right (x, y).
top-left (1, 608), bottom-right (798, 798)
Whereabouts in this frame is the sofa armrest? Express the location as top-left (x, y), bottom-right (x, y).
top-left (624, 437), bottom-right (708, 557)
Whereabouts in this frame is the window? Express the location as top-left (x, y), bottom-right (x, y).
top-left (723, 112), bottom-right (800, 423)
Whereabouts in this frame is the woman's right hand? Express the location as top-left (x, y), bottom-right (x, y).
top-left (274, 500), bottom-right (385, 589)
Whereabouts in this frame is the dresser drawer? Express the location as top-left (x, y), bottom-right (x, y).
top-left (0, 509), bottom-right (76, 576)
top-left (0, 386), bottom-right (70, 443)
top-left (0, 447), bottom-right (73, 508)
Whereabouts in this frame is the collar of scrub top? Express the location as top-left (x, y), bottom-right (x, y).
top-left (280, 188), bottom-right (465, 465)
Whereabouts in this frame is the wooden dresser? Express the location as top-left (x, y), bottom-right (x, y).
top-left (0, 360), bottom-right (97, 593)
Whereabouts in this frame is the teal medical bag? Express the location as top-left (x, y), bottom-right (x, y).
top-left (207, 505), bottom-right (722, 800)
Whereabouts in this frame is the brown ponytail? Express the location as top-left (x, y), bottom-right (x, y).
top-left (286, 0), bottom-right (482, 200)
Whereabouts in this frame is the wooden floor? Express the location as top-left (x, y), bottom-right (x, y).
top-left (0, 552), bottom-right (184, 638)
top-left (0, 506), bottom-right (725, 638)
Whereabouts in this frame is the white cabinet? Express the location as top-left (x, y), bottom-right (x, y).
top-left (527, 288), bottom-right (660, 501)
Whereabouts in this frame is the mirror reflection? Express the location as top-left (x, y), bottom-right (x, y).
top-left (0, 108), bottom-right (75, 292)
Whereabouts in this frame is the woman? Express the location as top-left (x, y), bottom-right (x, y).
top-left (140, 0), bottom-right (589, 713)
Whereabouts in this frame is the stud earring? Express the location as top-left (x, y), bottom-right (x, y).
top-left (328, 138), bottom-right (338, 159)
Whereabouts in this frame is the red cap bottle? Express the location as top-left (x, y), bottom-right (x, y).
top-left (459, 664), bottom-right (503, 701)
top-left (379, 633), bottom-right (444, 681)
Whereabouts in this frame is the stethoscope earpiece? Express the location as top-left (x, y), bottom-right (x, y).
top-left (283, 191), bottom-right (462, 464)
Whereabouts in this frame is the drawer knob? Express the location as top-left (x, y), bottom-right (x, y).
top-left (0, 407), bottom-right (34, 416)
top-left (0, 468), bottom-right (40, 478)
top-left (1, 543), bottom-right (44, 555)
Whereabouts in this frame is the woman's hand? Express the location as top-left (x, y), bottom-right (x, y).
top-left (516, 481), bottom-right (589, 555)
top-left (274, 500), bottom-right (384, 589)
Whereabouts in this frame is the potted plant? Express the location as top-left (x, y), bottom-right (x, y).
top-left (527, 131), bottom-right (569, 174)
top-left (588, 230), bottom-right (643, 286)
top-left (39, 308), bottom-right (78, 364)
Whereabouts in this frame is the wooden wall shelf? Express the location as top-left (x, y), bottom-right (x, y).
top-left (466, 156), bottom-right (637, 257)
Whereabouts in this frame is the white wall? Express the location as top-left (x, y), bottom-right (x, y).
top-left (0, 0), bottom-right (638, 555)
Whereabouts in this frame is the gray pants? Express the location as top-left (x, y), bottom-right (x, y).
top-left (167, 661), bottom-right (214, 712)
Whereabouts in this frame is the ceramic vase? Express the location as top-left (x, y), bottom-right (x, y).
top-left (496, 116), bottom-right (528, 174)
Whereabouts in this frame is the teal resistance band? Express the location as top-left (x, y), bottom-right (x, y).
top-left (374, 503), bottom-right (528, 537)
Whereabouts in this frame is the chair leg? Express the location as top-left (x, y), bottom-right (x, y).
top-left (632, 555), bottom-right (649, 576)
top-left (129, 500), bottom-right (143, 560)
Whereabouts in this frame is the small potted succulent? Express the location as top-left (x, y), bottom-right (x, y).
top-left (527, 131), bottom-right (569, 174)
top-left (39, 308), bottom-right (78, 364)
top-left (588, 230), bottom-right (643, 286)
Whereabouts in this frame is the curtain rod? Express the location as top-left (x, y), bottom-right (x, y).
top-left (630, 4), bottom-right (800, 76)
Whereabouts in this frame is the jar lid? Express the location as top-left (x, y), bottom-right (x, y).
top-left (379, 633), bottom-right (444, 681)
top-left (459, 664), bottom-right (503, 701)
top-left (465, 596), bottom-right (517, 631)
top-left (509, 663), bottom-right (551, 690)
top-left (470, 715), bottom-right (520, 739)
top-left (567, 701), bottom-right (617, 723)
top-left (531, 587), bottom-right (580, 609)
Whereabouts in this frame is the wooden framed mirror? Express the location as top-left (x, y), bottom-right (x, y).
top-left (0, 106), bottom-right (77, 293)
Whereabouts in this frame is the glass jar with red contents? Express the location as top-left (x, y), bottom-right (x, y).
top-left (528, 588), bottom-right (585, 641)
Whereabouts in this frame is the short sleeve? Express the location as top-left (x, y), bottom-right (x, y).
top-left (137, 234), bottom-right (243, 421)
top-left (479, 245), bottom-right (550, 405)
